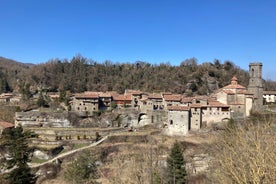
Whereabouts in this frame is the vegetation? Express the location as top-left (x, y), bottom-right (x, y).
top-left (64, 151), bottom-right (99, 184)
top-left (0, 126), bottom-right (36, 184)
top-left (166, 141), bottom-right (187, 184)
top-left (1, 56), bottom-right (265, 95)
top-left (208, 122), bottom-right (276, 184)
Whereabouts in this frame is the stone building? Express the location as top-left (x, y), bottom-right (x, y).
top-left (263, 91), bottom-right (276, 104)
top-left (247, 62), bottom-right (263, 111)
top-left (163, 94), bottom-right (182, 109)
top-left (71, 92), bottom-right (99, 116)
top-left (166, 106), bottom-right (190, 136)
top-left (140, 93), bottom-right (164, 112)
top-left (214, 76), bottom-right (254, 119)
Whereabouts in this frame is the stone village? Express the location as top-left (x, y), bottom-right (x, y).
top-left (0, 62), bottom-right (275, 138)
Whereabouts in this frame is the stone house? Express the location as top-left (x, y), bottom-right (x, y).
top-left (163, 94), bottom-right (182, 109)
top-left (124, 90), bottom-right (143, 107)
top-left (0, 120), bottom-right (14, 137)
top-left (98, 92), bottom-right (112, 110)
top-left (0, 93), bottom-right (13, 103)
top-left (71, 92), bottom-right (99, 116)
top-left (263, 91), bottom-right (276, 104)
top-left (112, 94), bottom-right (132, 108)
top-left (201, 100), bottom-right (230, 127)
top-left (140, 93), bottom-right (164, 112)
top-left (166, 106), bottom-right (190, 136)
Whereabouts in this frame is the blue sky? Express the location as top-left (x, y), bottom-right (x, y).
top-left (1, 0), bottom-right (276, 79)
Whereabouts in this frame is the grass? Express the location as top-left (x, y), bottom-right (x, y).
top-left (31, 157), bottom-right (48, 164)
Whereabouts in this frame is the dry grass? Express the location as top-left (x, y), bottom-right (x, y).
top-left (38, 127), bottom-right (214, 184)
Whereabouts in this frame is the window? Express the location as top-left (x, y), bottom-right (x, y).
top-left (170, 120), bottom-right (173, 125)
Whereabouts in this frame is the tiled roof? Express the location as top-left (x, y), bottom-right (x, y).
top-left (192, 95), bottom-right (208, 100)
top-left (223, 84), bottom-right (246, 89)
top-left (0, 121), bottom-right (14, 128)
top-left (167, 106), bottom-right (190, 111)
top-left (206, 100), bottom-right (229, 107)
top-left (221, 89), bottom-right (235, 94)
top-left (113, 94), bottom-right (131, 101)
top-left (190, 104), bottom-right (202, 108)
top-left (163, 94), bottom-right (182, 101)
top-left (75, 92), bottom-right (99, 99)
top-left (148, 93), bottom-right (163, 99)
top-left (264, 91), bottom-right (276, 95)
top-left (181, 97), bottom-right (192, 103)
top-left (99, 92), bottom-right (111, 98)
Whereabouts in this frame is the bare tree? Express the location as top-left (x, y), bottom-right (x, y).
top-left (208, 123), bottom-right (276, 184)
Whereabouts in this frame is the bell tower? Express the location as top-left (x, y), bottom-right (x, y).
top-left (248, 62), bottom-right (263, 111)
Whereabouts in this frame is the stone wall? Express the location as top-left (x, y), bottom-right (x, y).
top-left (15, 111), bottom-right (71, 128)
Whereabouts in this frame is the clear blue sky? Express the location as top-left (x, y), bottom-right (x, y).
top-left (1, 0), bottom-right (276, 79)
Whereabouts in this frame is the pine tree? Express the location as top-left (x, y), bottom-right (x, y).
top-left (64, 151), bottom-right (99, 184)
top-left (166, 142), bottom-right (187, 184)
top-left (2, 126), bottom-right (36, 184)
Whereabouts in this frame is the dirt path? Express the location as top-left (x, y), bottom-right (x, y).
top-left (30, 136), bottom-right (108, 168)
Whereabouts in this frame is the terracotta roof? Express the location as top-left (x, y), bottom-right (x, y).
top-left (221, 89), bottom-right (235, 95)
top-left (124, 94), bottom-right (132, 101)
top-left (99, 92), bottom-right (111, 98)
top-left (237, 89), bottom-right (249, 94)
top-left (264, 91), bottom-right (276, 95)
top-left (139, 97), bottom-right (148, 101)
top-left (192, 95), bottom-right (208, 100)
top-left (167, 106), bottom-right (190, 111)
top-left (223, 84), bottom-right (246, 90)
top-left (0, 121), bottom-right (14, 128)
top-left (163, 94), bottom-right (182, 101)
top-left (148, 93), bottom-right (163, 99)
top-left (75, 92), bottom-right (99, 99)
top-left (113, 94), bottom-right (131, 101)
top-left (181, 97), bottom-right (192, 103)
top-left (231, 76), bottom-right (238, 81)
top-left (190, 104), bottom-right (202, 108)
top-left (206, 100), bottom-right (229, 107)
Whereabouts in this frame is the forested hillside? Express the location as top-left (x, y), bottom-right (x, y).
top-left (1, 55), bottom-right (275, 95)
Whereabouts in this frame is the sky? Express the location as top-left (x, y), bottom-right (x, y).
top-left (1, 0), bottom-right (276, 79)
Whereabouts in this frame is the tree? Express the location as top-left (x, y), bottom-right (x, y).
top-left (37, 91), bottom-right (47, 107)
top-left (166, 142), bottom-right (187, 184)
top-left (64, 151), bottom-right (99, 184)
top-left (1, 126), bottom-right (36, 184)
top-left (208, 122), bottom-right (276, 183)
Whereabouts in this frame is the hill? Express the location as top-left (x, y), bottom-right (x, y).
top-left (0, 55), bottom-right (275, 95)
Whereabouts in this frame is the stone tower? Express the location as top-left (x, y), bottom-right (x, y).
top-left (248, 62), bottom-right (263, 111)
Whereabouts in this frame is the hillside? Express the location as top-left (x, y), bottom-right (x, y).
top-left (0, 56), bottom-right (275, 95)
top-left (0, 57), bottom-right (32, 93)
